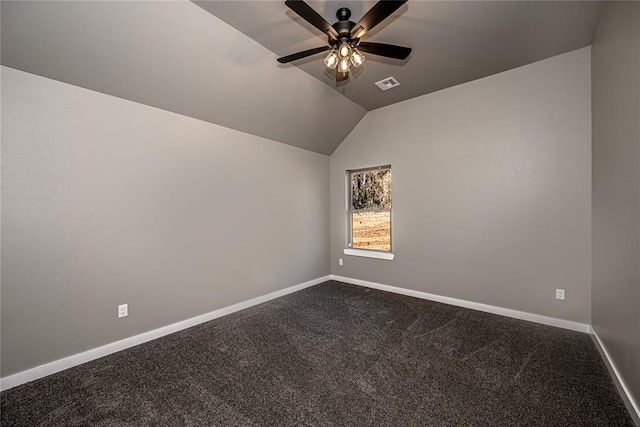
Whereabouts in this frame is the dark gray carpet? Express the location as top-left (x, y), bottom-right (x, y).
top-left (1, 281), bottom-right (635, 426)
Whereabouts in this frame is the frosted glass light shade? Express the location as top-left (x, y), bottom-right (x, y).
top-left (324, 50), bottom-right (339, 69)
top-left (338, 42), bottom-right (351, 58)
top-left (338, 58), bottom-right (350, 73)
top-left (351, 49), bottom-right (365, 67)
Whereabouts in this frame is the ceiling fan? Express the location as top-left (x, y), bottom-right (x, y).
top-left (277, 0), bottom-right (412, 82)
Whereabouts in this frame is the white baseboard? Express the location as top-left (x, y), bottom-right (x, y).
top-left (0, 274), bottom-right (615, 398)
top-left (590, 328), bottom-right (640, 422)
top-left (330, 275), bottom-right (591, 333)
top-left (0, 275), bottom-right (331, 391)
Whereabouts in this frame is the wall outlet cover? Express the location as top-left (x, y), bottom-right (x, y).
top-left (118, 304), bottom-right (128, 318)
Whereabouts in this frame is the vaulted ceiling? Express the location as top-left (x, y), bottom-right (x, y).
top-left (198, 1), bottom-right (604, 111)
top-left (2, 1), bottom-right (604, 155)
top-left (1, 0), bottom-right (366, 155)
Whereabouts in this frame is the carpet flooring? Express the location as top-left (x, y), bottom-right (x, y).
top-left (1, 281), bottom-right (635, 426)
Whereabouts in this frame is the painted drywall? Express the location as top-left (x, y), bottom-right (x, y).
top-left (591, 2), bottom-right (640, 405)
top-left (330, 48), bottom-right (592, 323)
top-left (1, 1), bottom-right (366, 155)
top-left (0, 66), bottom-right (330, 377)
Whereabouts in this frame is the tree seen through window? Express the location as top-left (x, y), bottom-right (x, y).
top-left (349, 166), bottom-right (391, 251)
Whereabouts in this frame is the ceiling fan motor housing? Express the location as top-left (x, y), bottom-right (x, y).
top-left (332, 7), bottom-right (356, 41)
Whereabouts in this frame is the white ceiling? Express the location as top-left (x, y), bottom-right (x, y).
top-left (196, 1), bottom-right (604, 111)
top-left (1, 1), bottom-right (604, 155)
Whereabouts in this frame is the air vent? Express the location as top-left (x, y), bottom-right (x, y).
top-left (375, 77), bottom-right (400, 91)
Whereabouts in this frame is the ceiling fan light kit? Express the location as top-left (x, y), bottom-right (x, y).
top-left (278, 0), bottom-right (412, 82)
top-left (324, 42), bottom-right (364, 73)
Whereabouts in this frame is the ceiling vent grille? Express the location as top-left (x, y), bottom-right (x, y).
top-left (375, 77), bottom-right (400, 91)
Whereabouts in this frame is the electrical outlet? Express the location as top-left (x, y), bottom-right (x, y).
top-left (118, 303), bottom-right (128, 318)
top-left (339, 258), bottom-right (343, 266)
top-left (555, 289), bottom-right (565, 301)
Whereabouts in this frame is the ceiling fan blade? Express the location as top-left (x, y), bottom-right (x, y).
top-left (285, 0), bottom-right (339, 41)
top-left (336, 68), bottom-right (349, 82)
top-left (357, 42), bottom-right (411, 60)
top-left (350, 0), bottom-right (407, 39)
top-left (277, 46), bottom-right (331, 64)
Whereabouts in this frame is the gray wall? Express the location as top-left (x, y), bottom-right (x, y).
top-left (331, 48), bottom-right (592, 323)
top-left (1, 67), bottom-right (330, 377)
top-left (591, 2), bottom-right (640, 405)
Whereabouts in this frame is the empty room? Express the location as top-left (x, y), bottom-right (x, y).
top-left (1, 0), bottom-right (639, 425)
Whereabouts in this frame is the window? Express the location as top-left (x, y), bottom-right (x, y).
top-left (347, 165), bottom-right (392, 256)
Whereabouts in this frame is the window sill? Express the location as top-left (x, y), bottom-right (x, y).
top-left (343, 248), bottom-right (395, 260)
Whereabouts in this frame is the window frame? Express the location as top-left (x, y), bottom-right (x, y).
top-left (345, 165), bottom-right (394, 260)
